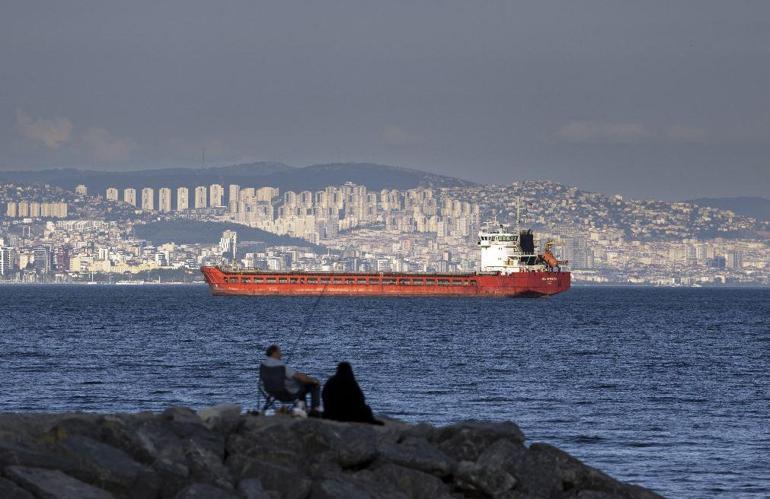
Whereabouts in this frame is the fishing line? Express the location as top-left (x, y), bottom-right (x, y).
top-left (285, 243), bottom-right (353, 362)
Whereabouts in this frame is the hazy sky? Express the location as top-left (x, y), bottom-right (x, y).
top-left (2, 1), bottom-right (768, 199)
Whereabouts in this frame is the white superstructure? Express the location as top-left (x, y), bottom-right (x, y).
top-left (478, 224), bottom-right (544, 274)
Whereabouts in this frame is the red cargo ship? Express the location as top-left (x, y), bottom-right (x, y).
top-left (201, 225), bottom-right (570, 297)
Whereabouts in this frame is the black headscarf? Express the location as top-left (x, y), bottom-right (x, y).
top-left (322, 362), bottom-right (381, 424)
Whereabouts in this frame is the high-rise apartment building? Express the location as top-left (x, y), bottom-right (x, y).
top-left (177, 187), bottom-right (189, 211)
top-left (33, 246), bottom-right (51, 273)
top-left (0, 246), bottom-right (16, 275)
top-left (141, 188), bottom-right (154, 211)
top-left (219, 230), bottom-right (238, 262)
top-left (75, 184), bottom-right (88, 196)
top-left (194, 186), bottom-right (207, 209)
top-left (159, 188), bottom-right (172, 212)
top-left (209, 184), bottom-right (224, 207)
top-left (17, 201), bottom-right (29, 217)
top-left (228, 184), bottom-right (240, 213)
top-left (124, 188), bottom-right (137, 207)
top-left (256, 187), bottom-right (279, 202)
top-left (106, 187), bottom-right (119, 201)
top-left (6, 202), bottom-right (17, 218)
top-left (30, 202), bottom-right (41, 218)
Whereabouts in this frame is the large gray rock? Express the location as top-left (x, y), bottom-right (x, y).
top-left (323, 469), bottom-right (409, 499)
top-left (309, 478), bottom-right (373, 499)
top-left (4, 465), bottom-right (114, 499)
top-left (294, 419), bottom-right (378, 469)
top-left (59, 435), bottom-right (160, 498)
top-left (0, 477), bottom-right (35, 499)
top-left (477, 438), bottom-right (528, 470)
top-left (183, 438), bottom-right (233, 490)
top-left (227, 417), bottom-right (306, 475)
top-left (433, 421), bottom-right (525, 463)
top-left (163, 407), bottom-right (205, 427)
top-left (501, 443), bottom-right (663, 499)
top-left (197, 404), bottom-right (242, 435)
top-left (378, 436), bottom-right (454, 477)
top-left (454, 459), bottom-right (517, 496)
top-left (237, 478), bottom-right (271, 499)
top-left (174, 483), bottom-right (239, 499)
top-left (371, 463), bottom-right (451, 498)
top-left (0, 440), bottom-right (86, 476)
top-left (234, 459), bottom-right (312, 499)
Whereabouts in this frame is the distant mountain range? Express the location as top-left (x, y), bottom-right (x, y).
top-left (0, 162), bottom-right (474, 194)
top-left (690, 197), bottom-right (770, 223)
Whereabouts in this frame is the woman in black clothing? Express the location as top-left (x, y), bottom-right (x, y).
top-left (322, 362), bottom-right (382, 425)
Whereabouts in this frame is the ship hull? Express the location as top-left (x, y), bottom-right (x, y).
top-left (200, 266), bottom-right (570, 297)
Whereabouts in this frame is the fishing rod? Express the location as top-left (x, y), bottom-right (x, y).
top-left (285, 243), bottom-right (353, 362)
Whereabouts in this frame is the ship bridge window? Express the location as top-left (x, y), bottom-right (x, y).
top-left (320, 278), bottom-right (330, 284)
top-left (425, 279), bottom-right (436, 285)
top-left (290, 278), bottom-right (299, 284)
top-left (412, 279), bottom-right (424, 285)
top-left (241, 277), bottom-right (251, 283)
top-left (451, 280), bottom-right (463, 286)
top-left (346, 278), bottom-right (355, 284)
top-left (356, 278), bottom-right (367, 284)
top-left (437, 279), bottom-right (449, 286)
top-left (278, 278), bottom-right (287, 284)
top-left (332, 278), bottom-right (343, 284)
top-left (254, 277), bottom-right (263, 283)
top-left (265, 278), bottom-right (277, 284)
top-left (307, 278), bottom-right (318, 284)
top-left (382, 278), bottom-right (396, 285)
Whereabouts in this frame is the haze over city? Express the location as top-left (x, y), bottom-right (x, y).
top-left (2, 1), bottom-right (769, 200)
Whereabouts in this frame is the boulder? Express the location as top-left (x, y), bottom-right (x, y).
top-left (226, 417), bottom-right (306, 473)
top-left (59, 435), bottom-right (160, 498)
top-left (477, 438), bottom-right (528, 470)
top-left (370, 463), bottom-right (451, 498)
top-left (433, 421), bottom-right (525, 462)
top-left (234, 459), bottom-right (312, 499)
top-left (0, 440), bottom-right (86, 477)
top-left (182, 438), bottom-right (233, 490)
top-left (502, 443), bottom-right (663, 499)
top-left (0, 476), bottom-right (35, 499)
top-left (4, 465), bottom-right (114, 499)
top-left (454, 460), bottom-right (517, 496)
top-left (294, 420), bottom-right (378, 469)
top-left (162, 407), bottom-right (205, 427)
top-left (309, 478), bottom-right (374, 499)
top-left (175, 483), bottom-right (239, 499)
top-left (377, 436), bottom-right (454, 477)
top-left (237, 478), bottom-right (271, 499)
top-left (46, 415), bottom-right (107, 444)
top-left (197, 404), bottom-right (242, 435)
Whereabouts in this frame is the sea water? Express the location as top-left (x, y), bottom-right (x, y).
top-left (1, 285), bottom-right (768, 497)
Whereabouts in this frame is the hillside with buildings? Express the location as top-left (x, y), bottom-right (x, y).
top-left (1, 170), bottom-right (768, 286)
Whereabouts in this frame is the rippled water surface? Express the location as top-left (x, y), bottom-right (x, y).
top-left (1, 285), bottom-right (768, 497)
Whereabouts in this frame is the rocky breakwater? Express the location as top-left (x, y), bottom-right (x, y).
top-left (0, 405), bottom-right (662, 499)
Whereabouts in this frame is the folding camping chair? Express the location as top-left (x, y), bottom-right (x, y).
top-left (258, 363), bottom-right (300, 412)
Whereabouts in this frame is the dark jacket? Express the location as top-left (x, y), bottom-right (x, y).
top-left (322, 362), bottom-right (382, 425)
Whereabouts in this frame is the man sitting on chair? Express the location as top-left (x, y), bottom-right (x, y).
top-left (262, 344), bottom-right (321, 414)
